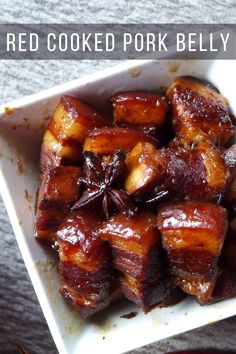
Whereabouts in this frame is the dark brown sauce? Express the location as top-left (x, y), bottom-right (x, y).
top-left (120, 311), bottom-right (137, 319)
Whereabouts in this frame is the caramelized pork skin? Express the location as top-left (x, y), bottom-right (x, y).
top-left (40, 95), bottom-right (109, 171)
top-left (125, 140), bottom-right (229, 203)
top-left (57, 210), bottom-right (114, 317)
top-left (111, 91), bottom-right (168, 128)
top-left (35, 166), bottom-right (80, 242)
top-left (83, 127), bottom-right (158, 155)
top-left (157, 202), bottom-right (228, 304)
top-left (166, 76), bottom-right (235, 145)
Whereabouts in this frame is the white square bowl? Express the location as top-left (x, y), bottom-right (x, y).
top-left (0, 59), bottom-right (236, 354)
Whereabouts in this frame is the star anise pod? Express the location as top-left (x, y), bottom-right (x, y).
top-left (72, 150), bottom-right (137, 218)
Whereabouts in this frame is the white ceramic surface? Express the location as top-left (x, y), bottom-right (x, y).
top-left (0, 59), bottom-right (235, 354)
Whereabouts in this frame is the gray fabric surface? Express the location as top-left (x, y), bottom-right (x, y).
top-left (0, 1), bottom-right (236, 353)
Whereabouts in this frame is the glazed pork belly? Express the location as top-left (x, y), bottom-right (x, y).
top-left (166, 76), bottom-right (235, 145)
top-left (157, 201), bottom-right (232, 305)
top-left (97, 211), bottom-right (180, 311)
top-left (125, 139), bottom-right (229, 203)
top-left (40, 95), bottom-right (108, 171)
top-left (83, 127), bottom-right (158, 155)
top-left (97, 211), bottom-right (163, 282)
top-left (35, 166), bottom-right (80, 242)
top-left (174, 139), bottom-right (229, 201)
top-left (110, 91), bottom-right (168, 134)
top-left (57, 210), bottom-right (114, 317)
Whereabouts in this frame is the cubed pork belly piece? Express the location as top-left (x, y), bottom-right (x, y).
top-left (37, 166), bottom-right (80, 211)
top-left (157, 202), bottom-right (228, 304)
top-left (40, 95), bottom-right (109, 171)
top-left (124, 143), bottom-right (186, 201)
top-left (57, 210), bottom-right (114, 317)
top-left (59, 262), bottom-right (114, 317)
top-left (175, 140), bottom-right (229, 202)
top-left (166, 76), bottom-right (235, 145)
top-left (83, 127), bottom-right (158, 155)
top-left (49, 96), bottom-right (108, 144)
top-left (97, 211), bottom-right (163, 283)
top-left (97, 211), bottom-right (182, 310)
top-left (111, 91), bottom-right (168, 128)
top-left (35, 166), bottom-right (80, 242)
top-left (125, 139), bottom-right (229, 203)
